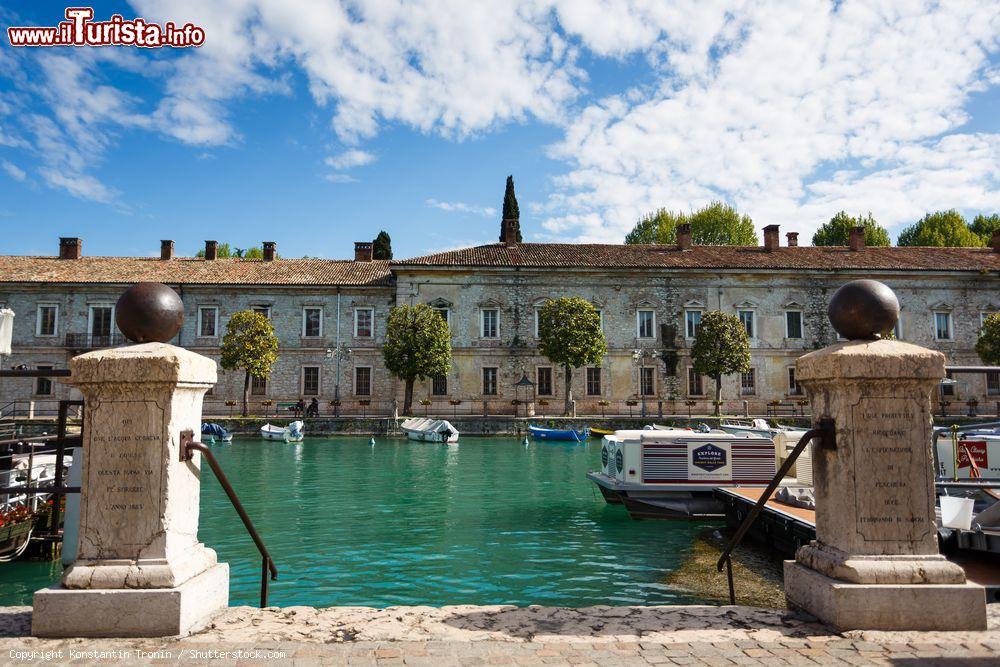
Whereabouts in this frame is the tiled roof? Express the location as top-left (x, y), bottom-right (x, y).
top-left (0, 256), bottom-right (393, 287)
top-left (396, 243), bottom-right (1000, 272)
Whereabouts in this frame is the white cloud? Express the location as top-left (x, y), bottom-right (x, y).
top-left (541, 0), bottom-right (1000, 243)
top-left (325, 149), bottom-right (375, 170)
top-left (426, 199), bottom-right (497, 217)
top-left (1, 160), bottom-right (25, 182)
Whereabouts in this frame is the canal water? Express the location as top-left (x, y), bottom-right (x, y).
top-left (0, 437), bottom-right (717, 608)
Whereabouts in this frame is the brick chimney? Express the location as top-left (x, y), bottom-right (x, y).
top-left (786, 232), bottom-right (798, 247)
top-left (849, 226), bottom-right (865, 251)
top-left (204, 240), bottom-right (218, 260)
top-left (676, 223), bottom-right (692, 250)
top-left (992, 230), bottom-right (1000, 252)
top-left (262, 241), bottom-right (276, 262)
top-left (500, 218), bottom-right (519, 244)
top-left (160, 240), bottom-right (174, 260)
top-left (763, 224), bottom-right (780, 252)
top-left (58, 237), bottom-right (81, 260)
top-left (354, 241), bottom-right (373, 262)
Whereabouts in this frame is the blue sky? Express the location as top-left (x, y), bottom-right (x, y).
top-left (1, 1), bottom-right (998, 259)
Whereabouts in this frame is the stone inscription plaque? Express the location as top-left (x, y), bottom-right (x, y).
top-left (82, 399), bottom-right (165, 556)
top-left (851, 396), bottom-right (931, 544)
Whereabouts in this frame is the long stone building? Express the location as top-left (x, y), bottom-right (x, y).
top-left (2, 223), bottom-right (999, 417)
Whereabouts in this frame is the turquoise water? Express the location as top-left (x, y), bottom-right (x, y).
top-left (0, 437), bottom-right (713, 607)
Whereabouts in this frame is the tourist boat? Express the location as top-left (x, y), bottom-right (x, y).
top-left (588, 429), bottom-right (778, 519)
top-left (201, 423), bottom-right (233, 443)
top-left (528, 425), bottom-right (589, 442)
top-left (400, 417), bottom-right (459, 443)
top-left (260, 421), bottom-right (304, 442)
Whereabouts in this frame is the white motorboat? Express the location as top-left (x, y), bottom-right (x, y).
top-left (260, 421), bottom-right (304, 442)
top-left (400, 417), bottom-right (459, 443)
top-left (588, 428), bottom-right (780, 519)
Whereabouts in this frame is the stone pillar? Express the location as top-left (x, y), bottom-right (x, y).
top-left (32, 342), bottom-right (229, 637)
top-left (785, 337), bottom-right (986, 630)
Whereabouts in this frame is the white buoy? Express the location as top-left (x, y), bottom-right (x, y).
top-left (523, 436), bottom-right (529, 446)
top-left (370, 437), bottom-right (376, 446)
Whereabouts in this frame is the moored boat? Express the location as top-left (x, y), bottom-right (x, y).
top-left (201, 423), bottom-right (233, 443)
top-left (400, 417), bottom-right (459, 443)
top-left (589, 427), bottom-right (614, 437)
top-left (588, 428), bottom-right (779, 519)
top-left (529, 425), bottom-right (589, 442)
top-left (261, 421), bottom-right (304, 442)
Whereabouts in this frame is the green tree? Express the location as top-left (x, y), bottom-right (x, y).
top-left (624, 201), bottom-right (757, 245)
top-left (812, 211), bottom-right (890, 247)
top-left (690, 311), bottom-right (751, 416)
top-left (897, 210), bottom-right (984, 247)
top-left (195, 243), bottom-right (275, 259)
top-left (372, 230), bottom-right (393, 260)
top-left (382, 304), bottom-right (452, 415)
top-left (537, 297), bottom-right (607, 415)
top-left (976, 313), bottom-right (1000, 366)
top-left (219, 310), bottom-right (279, 417)
top-left (500, 175), bottom-right (522, 242)
top-left (971, 213), bottom-right (1000, 246)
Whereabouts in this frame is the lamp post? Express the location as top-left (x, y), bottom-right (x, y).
top-left (632, 348), bottom-right (656, 419)
top-left (514, 371), bottom-right (535, 419)
top-left (326, 343), bottom-right (351, 417)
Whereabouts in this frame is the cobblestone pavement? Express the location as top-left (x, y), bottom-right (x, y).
top-left (1, 604), bottom-right (997, 665)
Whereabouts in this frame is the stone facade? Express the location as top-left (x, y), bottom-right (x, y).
top-left (1, 233), bottom-right (998, 417)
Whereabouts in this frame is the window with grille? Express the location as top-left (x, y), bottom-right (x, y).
top-left (251, 375), bottom-right (267, 396)
top-left (740, 369), bottom-right (756, 395)
top-left (302, 366), bottom-right (320, 395)
top-left (586, 368), bottom-right (602, 396)
top-left (354, 308), bottom-right (374, 338)
top-left (432, 375), bottom-right (447, 396)
top-left (640, 367), bottom-right (655, 396)
top-left (988, 371), bottom-right (1000, 396)
top-left (942, 371), bottom-right (955, 397)
top-left (536, 367), bottom-right (553, 396)
top-left (483, 367), bottom-right (498, 395)
top-left (355, 367), bottom-right (372, 396)
top-left (303, 307), bottom-right (323, 338)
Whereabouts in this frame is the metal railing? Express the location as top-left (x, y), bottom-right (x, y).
top-left (715, 418), bottom-right (836, 604)
top-left (181, 431), bottom-right (277, 607)
top-left (64, 332), bottom-right (125, 350)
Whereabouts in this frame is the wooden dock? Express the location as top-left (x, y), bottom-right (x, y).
top-left (715, 486), bottom-right (1000, 602)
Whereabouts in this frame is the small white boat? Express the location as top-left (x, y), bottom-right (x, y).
top-left (261, 421), bottom-right (304, 442)
top-left (400, 417), bottom-right (459, 443)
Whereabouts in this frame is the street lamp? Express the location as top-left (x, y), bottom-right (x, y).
top-left (514, 371), bottom-right (535, 419)
top-left (326, 344), bottom-right (352, 417)
top-left (632, 348), bottom-right (657, 418)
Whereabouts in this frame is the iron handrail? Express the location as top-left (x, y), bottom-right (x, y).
top-left (182, 435), bottom-right (278, 607)
top-left (715, 418), bottom-right (836, 604)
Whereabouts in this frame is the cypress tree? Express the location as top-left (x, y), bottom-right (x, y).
top-left (500, 175), bottom-right (522, 242)
top-left (372, 230), bottom-right (393, 259)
